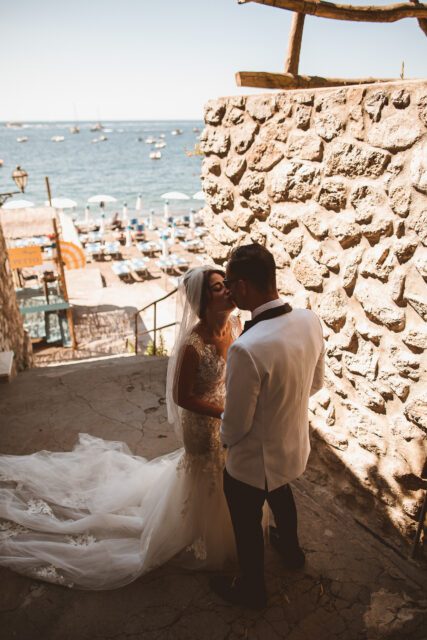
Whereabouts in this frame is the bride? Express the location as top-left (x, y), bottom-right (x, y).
top-left (0, 265), bottom-right (241, 589)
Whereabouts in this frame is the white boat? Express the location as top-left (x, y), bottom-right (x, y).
top-left (90, 122), bottom-right (103, 132)
top-left (171, 128), bottom-right (183, 136)
top-left (7, 122), bottom-right (23, 128)
top-left (17, 136), bottom-right (28, 143)
top-left (70, 125), bottom-right (80, 134)
top-left (145, 136), bottom-right (155, 144)
top-left (154, 141), bottom-right (166, 149)
top-left (99, 135), bottom-right (108, 141)
top-left (149, 151), bottom-right (162, 160)
top-left (51, 135), bottom-right (65, 142)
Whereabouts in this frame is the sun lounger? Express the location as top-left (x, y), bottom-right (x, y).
top-left (170, 255), bottom-right (189, 271)
top-left (85, 242), bottom-right (103, 260)
top-left (156, 258), bottom-right (176, 274)
top-left (137, 241), bottom-right (161, 256)
top-left (103, 241), bottom-right (122, 259)
top-left (127, 257), bottom-right (149, 274)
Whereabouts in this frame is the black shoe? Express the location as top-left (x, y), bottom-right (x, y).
top-left (269, 526), bottom-right (305, 569)
top-left (209, 575), bottom-right (267, 610)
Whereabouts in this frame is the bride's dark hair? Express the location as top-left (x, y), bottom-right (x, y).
top-left (192, 268), bottom-right (225, 320)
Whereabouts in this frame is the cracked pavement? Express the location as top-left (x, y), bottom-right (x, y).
top-left (1, 355), bottom-right (426, 640)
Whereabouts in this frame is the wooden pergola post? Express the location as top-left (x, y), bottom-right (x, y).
top-left (284, 12), bottom-right (305, 75)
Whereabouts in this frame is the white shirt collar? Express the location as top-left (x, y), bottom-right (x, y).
top-left (252, 298), bottom-right (284, 320)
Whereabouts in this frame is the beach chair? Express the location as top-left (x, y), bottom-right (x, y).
top-left (156, 258), bottom-right (175, 274)
top-left (127, 257), bottom-right (149, 276)
top-left (170, 255), bottom-right (189, 272)
top-left (111, 261), bottom-right (134, 283)
top-left (103, 241), bottom-right (122, 260)
top-left (85, 242), bottom-right (103, 260)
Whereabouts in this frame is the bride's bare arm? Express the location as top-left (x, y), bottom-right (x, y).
top-left (176, 345), bottom-right (224, 419)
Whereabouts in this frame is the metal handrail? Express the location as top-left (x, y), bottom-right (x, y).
top-left (134, 287), bottom-right (178, 355)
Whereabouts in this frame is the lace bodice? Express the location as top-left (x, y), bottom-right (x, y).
top-left (179, 315), bottom-right (241, 462)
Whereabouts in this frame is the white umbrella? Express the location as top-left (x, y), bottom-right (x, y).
top-left (45, 197), bottom-right (77, 209)
top-left (189, 209), bottom-right (196, 230)
top-left (135, 194), bottom-right (142, 212)
top-left (122, 202), bottom-right (128, 223)
top-left (192, 191), bottom-right (205, 201)
top-left (125, 225), bottom-right (132, 247)
top-left (148, 209), bottom-right (155, 230)
top-left (161, 238), bottom-right (169, 259)
top-left (160, 191), bottom-right (190, 200)
top-left (163, 200), bottom-right (170, 222)
top-left (87, 194), bottom-right (117, 207)
top-left (2, 199), bottom-right (35, 210)
top-left (84, 205), bottom-right (90, 223)
top-left (99, 213), bottom-right (106, 235)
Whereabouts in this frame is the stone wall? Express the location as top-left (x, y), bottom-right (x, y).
top-left (200, 80), bottom-right (427, 545)
top-left (0, 224), bottom-right (33, 372)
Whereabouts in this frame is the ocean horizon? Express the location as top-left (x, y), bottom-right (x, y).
top-left (0, 120), bottom-right (205, 218)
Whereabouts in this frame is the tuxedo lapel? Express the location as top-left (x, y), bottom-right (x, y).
top-left (241, 303), bottom-right (292, 335)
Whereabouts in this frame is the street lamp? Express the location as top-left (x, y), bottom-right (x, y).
top-left (0, 166), bottom-right (29, 207)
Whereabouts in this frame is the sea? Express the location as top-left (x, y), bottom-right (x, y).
top-left (0, 121), bottom-right (205, 222)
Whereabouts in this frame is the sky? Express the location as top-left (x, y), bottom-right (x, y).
top-left (1, 0), bottom-right (426, 121)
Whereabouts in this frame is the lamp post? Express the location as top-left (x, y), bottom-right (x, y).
top-left (0, 166), bottom-right (28, 207)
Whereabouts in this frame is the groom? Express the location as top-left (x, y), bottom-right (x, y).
top-left (211, 243), bottom-right (325, 609)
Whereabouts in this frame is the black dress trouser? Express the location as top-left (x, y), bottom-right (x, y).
top-left (223, 468), bottom-right (299, 589)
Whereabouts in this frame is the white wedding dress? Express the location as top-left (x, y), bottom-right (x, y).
top-left (0, 319), bottom-right (240, 590)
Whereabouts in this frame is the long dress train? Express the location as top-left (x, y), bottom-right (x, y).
top-left (0, 321), bottom-right (240, 590)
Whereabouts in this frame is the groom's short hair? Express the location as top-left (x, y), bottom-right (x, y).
top-left (227, 243), bottom-right (276, 292)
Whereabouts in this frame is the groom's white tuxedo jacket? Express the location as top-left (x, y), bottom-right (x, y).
top-left (221, 300), bottom-right (325, 491)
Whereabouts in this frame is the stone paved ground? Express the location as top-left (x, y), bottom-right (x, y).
top-left (1, 356), bottom-right (426, 640)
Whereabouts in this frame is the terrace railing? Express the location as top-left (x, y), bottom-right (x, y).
top-left (134, 287), bottom-right (178, 355)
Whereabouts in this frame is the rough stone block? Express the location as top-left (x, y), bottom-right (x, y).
top-left (402, 327), bottom-right (427, 351)
top-left (318, 289), bottom-right (348, 331)
top-left (246, 95), bottom-right (276, 123)
top-left (199, 128), bottom-right (230, 157)
top-left (293, 255), bottom-right (324, 291)
top-left (287, 131), bottom-right (323, 161)
top-left (246, 141), bottom-right (283, 172)
top-left (404, 393), bottom-right (427, 433)
top-left (232, 121), bottom-right (258, 155)
top-left (389, 184), bottom-right (412, 217)
top-left (391, 89), bottom-right (410, 109)
top-left (367, 114), bottom-right (423, 152)
top-left (325, 141), bottom-right (390, 178)
top-left (410, 143), bottom-right (427, 193)
top-left (331, 216), bottom-right (362, 249)
top-left (204, 99), bottom-right (226, 125)
top-left (364, 90), bottom-right (388, 122)
top-left (407, 208), bottom-right (427, 246)
top-left (317, 180), bottom-right (347, 212)
top-left (224, 157), bottom-right (246, 185)
top-left (267, 160), bottom-right (320, 203)
top-left (269, 206), bottom-right (298, 234)
top-left (404, 266), bottom-right (427, 320)
top-left (355, 280), bottom-right (406, 331)
top-left (314, 111), bottom-right (345, 141)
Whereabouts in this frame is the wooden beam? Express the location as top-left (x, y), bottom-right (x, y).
top-left (410, 0), bottom-right (427, 36)
top-left (236, 70), bottom-right (399, 89)
top-left (238, 0), bottom-right (427, 23)
top-left (284, 12), bottom-right (305, 74)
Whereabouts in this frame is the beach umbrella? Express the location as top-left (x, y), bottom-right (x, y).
top-left (46, 197), bottom-right (77, 209)
top-left (87, 194), bottom-right (117, 208)
top-left (192, 191), bottom-right (205, 201)
top-left (163, 200), bottom-right (170, 222)
top-left (160, 191), bottom-right (190, 201)
top-left (99, 213), bottom-right (106, 235)
top-left (2, 199), bottom-right (34, 210)
top-left (122, 202), bottom-right (128, 223)
top-left (161, 238), bottom-right (169, 259)
top-left (189, 209), bottom-right (196, 230)
top-left (125, 225), bottom-right (132, 247)
top-left (84, 205), bottom-right (90, 223)
top-left (148, 209), bottom-right (155, 230)
top-left (135, 193), bottom-right (142, 212)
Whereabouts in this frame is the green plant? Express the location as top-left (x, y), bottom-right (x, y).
top-left (144, 332), bottom-right (168, 356)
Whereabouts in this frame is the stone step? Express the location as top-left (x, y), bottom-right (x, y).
top-left (0, 351), bottom-right (14, 383)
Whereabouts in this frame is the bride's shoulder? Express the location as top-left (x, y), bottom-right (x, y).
top-left (186, 327), bottom-right (204, 353)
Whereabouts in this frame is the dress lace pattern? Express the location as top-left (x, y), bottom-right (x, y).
top-left (0, 316), bottom-right (240, 590)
